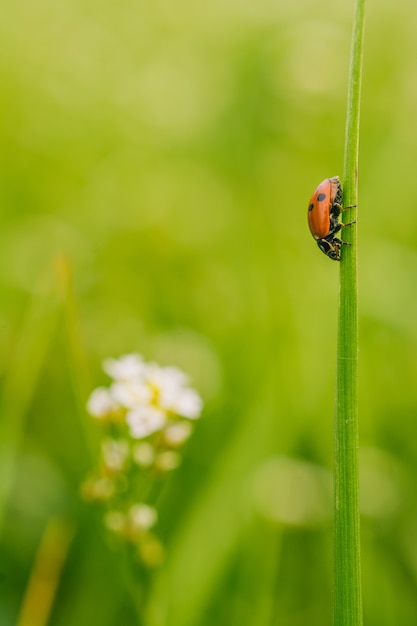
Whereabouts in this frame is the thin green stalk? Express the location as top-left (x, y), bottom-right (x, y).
top-left (334, 0), bottom-right (365, 624)
top-left (55, 254), bottom-right (96, 462)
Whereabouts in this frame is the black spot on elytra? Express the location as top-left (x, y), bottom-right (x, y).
top-left (317, 193), bottom-right (326, 201)
top-left (308, 203), bottom-right (314, 212)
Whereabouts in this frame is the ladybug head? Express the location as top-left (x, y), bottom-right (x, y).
top-left (317, 238), bottom-right (341, 261)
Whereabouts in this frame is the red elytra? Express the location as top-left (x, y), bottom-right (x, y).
top-left (307, 176), bottom-right (355, 261)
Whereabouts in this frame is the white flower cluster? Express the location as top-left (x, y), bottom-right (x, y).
top-left (83, 353), bottom-right (203, 566)
top-left (87, 353), bottom-right (203, 438)
top-left (103, 503), bottom-right (165, 566)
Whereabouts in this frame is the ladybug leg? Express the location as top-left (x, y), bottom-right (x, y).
top-left (332, 204), bottom-right (357, 227)
top-left (328, 217), bottom-right (356, 239)
top-left (329, 202), bottom-right (356, 234)
top-left (332, 237), bottom-right (350, 246)
top-left (333, 202), bottom-right (357, 212)
top-left (328, 215), bottom-right (343, 236)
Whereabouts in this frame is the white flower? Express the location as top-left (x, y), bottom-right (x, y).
top-left (87, 387), bottom-right (118, 418)
top-left (160, 387), bottom-right (203, 419)
top-left (129, 503), bottom-right (157, 530)
top-left (88, 354), bottom-right (202, 438)
top-left (167, 389), bottom-right (203, 419)
top-left (145, 363), bottom-right (203, 419)
top-left (102, 439), bottom-right (129, 471)
top-left (163, 421), bottom-right (194, 446)
top-left (103, 354), bottom-right (147, 381)
top-left (133, 442), bottom-right (156, 467)
top-left (126, 406), bottom-right (166, 439)
top-left (155, 451), bottom-right (181, 471)
top-left (146, 363), bottom-right (189, 390)
top-left (110, 380), bottom-right (153, 409)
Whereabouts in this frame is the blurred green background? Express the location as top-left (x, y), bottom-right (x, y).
top-left (1, 0), bottom-right (417, 624)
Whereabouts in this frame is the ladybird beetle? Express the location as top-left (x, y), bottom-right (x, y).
top-left (307, 176), bottom-right (355, 261)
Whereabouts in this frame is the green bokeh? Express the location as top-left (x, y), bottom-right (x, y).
top-left (1, 0), bottom-right (417, 624)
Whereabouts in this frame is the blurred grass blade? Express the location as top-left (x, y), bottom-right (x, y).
top-left (0, 272), bottom-right (59, 534)
top-left (55, 254), bottom-right (95, 462)
top-left (16, 517), bottom-right (75, 626)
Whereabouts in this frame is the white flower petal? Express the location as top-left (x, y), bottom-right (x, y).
top-left (102, 439), bottom-right (129, 471)
top-left (87, 387), bottom-right (117, 418)
top-left (103, 354), bottom-right (147, 381)
top-left (110, 380), bottom-right (153, 409)
top-left (129, 503), bottom-right (157, 530)
top-left (133, 442), bottom-right (156, 467)
top-left (146, 363), bottom-right (189, 389)
top-left (163, 421), bottom-right (194, 445)
top-left (176, 388), bottom-right (203, 419)
top-left (160, 387), bottom-right (203, 419)
top-left (126, 406), bottom-right (166, 439)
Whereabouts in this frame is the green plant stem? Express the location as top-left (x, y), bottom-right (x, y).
top-left (334, 0), bottom-right (365, 624)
